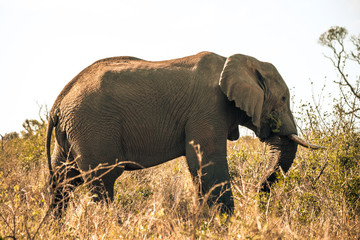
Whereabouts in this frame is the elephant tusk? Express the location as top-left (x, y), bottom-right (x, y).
top-left (288, 134), bottom-right (324, 149)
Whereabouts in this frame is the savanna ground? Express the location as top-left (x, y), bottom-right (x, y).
top-left (1, 27), bottom-right (359, 239)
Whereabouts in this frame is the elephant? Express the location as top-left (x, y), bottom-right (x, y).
top-left (46, 52), bottom-right (321, 215)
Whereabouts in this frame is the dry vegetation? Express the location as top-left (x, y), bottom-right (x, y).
top-left (0, 107), bottom-right (359, 239)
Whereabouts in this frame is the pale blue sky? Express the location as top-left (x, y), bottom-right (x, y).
top-left (1, 0), bottom-right (359, 135)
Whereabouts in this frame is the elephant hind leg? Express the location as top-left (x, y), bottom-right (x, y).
top-left (50, 162), bottom-right (84, 217)
top-left (87, 172), bottom-right (123, 205)
top-left (86, 165), bottom-right (124, 204)
top-left (49, 135), bottom-right (85, 217)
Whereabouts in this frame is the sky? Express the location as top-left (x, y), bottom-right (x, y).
top-left (0, 0), bottom-right (359, 135)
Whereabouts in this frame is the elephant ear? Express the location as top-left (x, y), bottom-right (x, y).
top-left (219, 54), bottom-right (265, 129)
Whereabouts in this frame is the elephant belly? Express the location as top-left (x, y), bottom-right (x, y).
top-left (71, 123), bottom-right (186, 172)
top-left (123, 142), bottom-right (186, 170)
top-left (122, 122), bottom-right (185, 170)
top-left (114, 102), bottom-right (189, 169)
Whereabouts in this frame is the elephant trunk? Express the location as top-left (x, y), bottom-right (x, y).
top-left (261, 135), bottom-right (298, 192)
top-left (261, 134), bottom-right (323, 192)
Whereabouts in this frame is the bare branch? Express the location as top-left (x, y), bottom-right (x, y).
top-left (319, 26), bottom-right (360, 122)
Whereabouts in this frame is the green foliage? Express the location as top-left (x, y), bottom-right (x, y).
top-left (1, 132), bottom-right (19, 141)
top-left (319, 26), bottom-right (348, 47)
top-left (1, 118), bottom-right (47, 171)
top-left (268, 110), bottom-right (282, 133)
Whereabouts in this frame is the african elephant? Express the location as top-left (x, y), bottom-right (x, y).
top-left (46, 52), bottom-right (320, 215)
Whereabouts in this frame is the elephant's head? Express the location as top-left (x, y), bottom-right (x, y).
top-left (219, 54), bottom-right (321, 190)
top-left (220, 54), bottom-right (297, 139)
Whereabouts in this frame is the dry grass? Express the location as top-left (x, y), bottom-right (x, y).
top-left (1, 129), bottom-right (359, 239)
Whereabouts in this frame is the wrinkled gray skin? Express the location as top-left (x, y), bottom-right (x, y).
top-left (46, 52), bottom-right (298, 215)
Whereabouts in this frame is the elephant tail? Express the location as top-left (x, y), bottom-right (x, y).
top-left (46, 114), bottom-right (56, 177)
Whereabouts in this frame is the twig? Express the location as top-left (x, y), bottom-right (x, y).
top-left (0, 212), bottom-right (14, 237)
top-left (29, 206), bottom-right (53, 240)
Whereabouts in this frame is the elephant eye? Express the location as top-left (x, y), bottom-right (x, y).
top-left (281, 96), bottom-right (286, 102)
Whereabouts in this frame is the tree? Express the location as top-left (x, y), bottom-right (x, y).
top-left (319, 26), bottom-right (360, 121)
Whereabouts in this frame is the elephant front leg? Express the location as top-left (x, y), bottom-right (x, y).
top-left (185, 134), bottom-right (234, 214)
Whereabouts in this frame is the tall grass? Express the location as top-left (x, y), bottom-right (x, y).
top-left (1, 103), bottom-right (359, 239)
